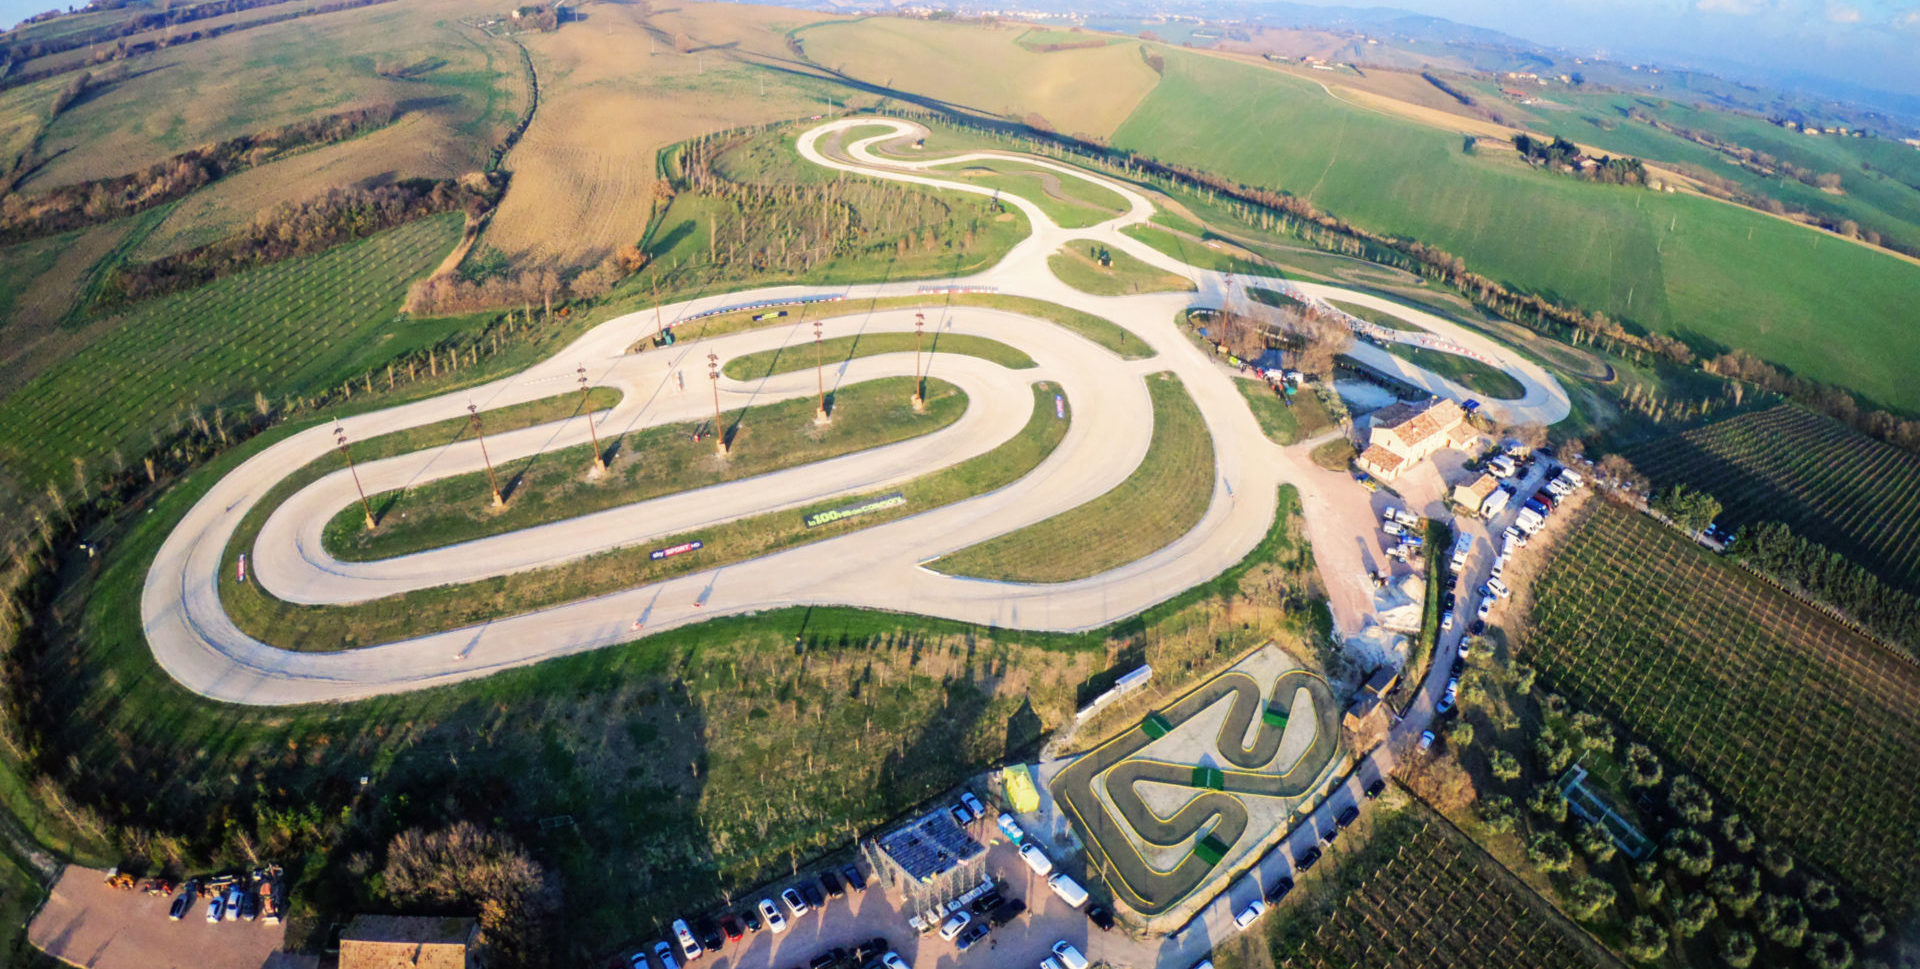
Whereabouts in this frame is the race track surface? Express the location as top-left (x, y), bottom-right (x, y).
top-left (141, 117), bottom-right (1571, 705)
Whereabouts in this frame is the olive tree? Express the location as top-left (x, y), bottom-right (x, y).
top-left (1759, 894), bottom-right (1809, 948)
top-left (1577, 820), bottom-right (1617, 863)
top-left (1527, 831), bottom-right (1573, 873)
top-left (1564, 874), bottom-right (1616, 921)
top-left (1668, 892), bottom-right (1718, 937)
top-left (1489, 749), bottom-right (1522, 782)
top-left (1624, 743), bottom-right (1663, 788)
top-left (1669, 774), bottom-right (1715, 825)
top-left (1721, 929), bottom-right (1758, 969)
top-left (1529, 782), bottom-right (1569, 823)
top-left (1625, 915), bottom-right (1670, 962)
top-left (1805, 877), bottom-right (1840, 912)
top-left (1806, 931), bottom-right (1854, 969)
top-left (1720, 813), bottom-right (1755, 853)
top-left (1665, 827), bottom-right (1715, 876)
top-left (1709, 862), bottom-right (1761, 916)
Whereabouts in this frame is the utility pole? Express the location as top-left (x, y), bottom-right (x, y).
top-left (578, 364), bottom-right (606, 474)
top-left (812, 318), bottom-right (830, 424)
top-left (910, 311), bottom-right (926, 411)
top-left (334, 425), bottom-right (376, 530)
top-left (708, 350), bottom-right (728, 457)
top-left (468, 404), bottom-right (504, 507)
top-left (652, 274), bottom-right (668, 345)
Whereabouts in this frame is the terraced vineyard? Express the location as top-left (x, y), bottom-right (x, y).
top-left (1528, 500), bottom-right (1920, 904)
top-left (1273, 811), bottom-right (1616, 969)
top-left (0, 213), bottom-right (462, 492)
top-left (1622, 404), bottom-right (1920, 593)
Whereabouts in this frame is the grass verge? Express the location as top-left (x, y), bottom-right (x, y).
top-left (1048, 242), bottom-right (1196, 297)
top-left (1234, 378), bottom-right (1334, 446)
top-left (321, 377), bottom-right (966, 561)
top-left (721, 332), bottom-right (1033, 381)
top-left (1378, 341), bottom-right (1527, 400)
top-left (931, 372), bottom-right (1210, 581)
top-left (1310, 437), bottom-right (1357, 472)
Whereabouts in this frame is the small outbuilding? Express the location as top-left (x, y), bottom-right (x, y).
top-left (339, 915), bottom-right (479, 969)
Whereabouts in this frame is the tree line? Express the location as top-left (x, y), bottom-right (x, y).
top-left (1737, 521), bottom-right (1920, 659)
top-left (99, 176), bottom-right (501, 309)
top-left (0, 0), bottom-right (400, 93)
top-left (0, 103), bottom-right (398, 244)
top-left (1512, 134), bottom-right (1649, 187)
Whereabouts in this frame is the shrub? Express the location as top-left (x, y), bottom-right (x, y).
top-left (1805, 877), bottom-right (1840, 911)
top-left (1759, 843), bottom-right (1795, 878)
top-left (1669, 774), bottom-right (1715, 825)
top-left (1709, 862), bottom-right (1761, 916)
top-left (1564, 874), bottom-right (1616, 920)
top-left (1721, 929), bottom-right (1758, 969)
top-left (1625, 915), bottom-right (1669, 962)
top-left (1528, 831), bottom-right (1573, 872)
top-left (1665, 827), bottom-right (1715, 876)
top-left (1577, 820), bottom-right (1617, 863)
top-left (1669, 891), bottom-right (1718, 937)
top-left (1720, 813), bottom-right (1756, 853)
top-left (1489, 749), bottom-right (1522, 782)
top-left (1856, 912), bottom-right (1885, 945)
top-left (1760, 894), bottom-right (1809, 948)
top-left (1480, 795), bottom-right (1519, 834)
top-left (1570, 711), bottom-right (1614, 752)
top-left (1529, 782), bottom-right (1569, 823)
top-left (1806, 931), bottom-right (1854, 969)
top-left (1624, 743), bottom-right (1663, 788)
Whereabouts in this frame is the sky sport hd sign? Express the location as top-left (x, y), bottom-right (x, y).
top-left (803, 491), bottom-right (907, 528)
top-left (650, 540), bottom-right (703, 561)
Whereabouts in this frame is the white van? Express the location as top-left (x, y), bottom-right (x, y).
top-left (1047, 873), bottom-right (1089, 909)
top-left (1051, 941), bottom-right (1090, 969)
top-left (1394, 510), bottom-right (1421, 528)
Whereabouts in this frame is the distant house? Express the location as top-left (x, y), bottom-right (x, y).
top-left (339, 915), bottom-right (479, 969)
top-left (1452, 473), bottom-right (1505, 518)
top-left (1356, 398), bottom-right (1476, 482)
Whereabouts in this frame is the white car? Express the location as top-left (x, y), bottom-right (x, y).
top-left (1440, 610), bottom-right (1455, 631)
top-left (1051, 941), bottom-right (1091, 969)
top-left (1419, 730), bottom-right (1436, 750)
top-left (1477, 598), bottom-right (1495, 620)
top-left (1487, 576), bottom-right (1512, 599)
top-left (880, 953), bottom-right (910, 969)
top-left (1456, 638), bottom-right (1471, 659)
top-left (671, 918), bottom-right (703, 960)
top-left (938, 911), bottom-right (971, 941)
top-left (960, 791), bottom-right (986, 818)
top-left (206, 897), bottom-right (223, 923)
top-left (1383, 521), bottom-right (1405, 537)
top-left (757, 898), bottom-right (787, 934)
top-left (1020, 842), bottom-right (1054, 875)
top-left (1234, 898), bottom-right (1268, 929)
top-left (780, 887), bottom-right (810, 918)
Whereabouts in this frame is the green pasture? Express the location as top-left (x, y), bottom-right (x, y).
top-left (1377, 342), bottom-right (1526, 400)
top-left (1235, 379), bottom-right (1335, 446)
top-left (1049, 242), bottom-right (1195, 296)
top-left (722, 332), bottom-right (1033, 381)
top-left (1109, 48), bottom-right (1920, 412)
top-left (930, 158), bottom-right (1130, 228)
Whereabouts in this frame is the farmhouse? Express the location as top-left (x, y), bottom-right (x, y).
top-left (339, 915), bottom-right (478, 969)
top-left (1356, 398), bottom-right (1476, 481)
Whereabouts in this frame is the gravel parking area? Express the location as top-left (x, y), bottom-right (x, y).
top-left (28, 867), bottom-right (302, 969)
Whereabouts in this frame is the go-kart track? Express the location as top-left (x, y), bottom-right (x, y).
top-left (142, 116), bottom-right (1568, 708)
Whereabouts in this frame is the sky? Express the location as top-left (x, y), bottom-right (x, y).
top-left (1294, 0), bottom-right (1920, 106)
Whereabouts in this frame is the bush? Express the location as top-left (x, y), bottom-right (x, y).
top-left (1576, 820), bottom-right (1617, 863)
top-left (1480, 794), bottom-right (1519, 833)
top-left (1527, 831), bottom-right (1573, 872)
top-left (1709, 862), bottom-right (1762, 916)
top-left (1529, 782), bottom-right (1569, 823)
top-left (1669, 774), bottom-right (1714, 825)
top-left (1669, 891), bottom-right (1718, 937)
top-left (1856, 912), bottom-right (1885, 945)
top-left (1563, 874), bottom-right (1616, 920)
top-left (1569, 711), bottom-right (1614, 752)
top-left (1450, 720), bottom-right (1476, 746)
top-left (1625, 915), bottom-right (1669, 962)
top-left (1721, 929), bottom-right (1758, 969)
top-left (1720, 813), bottom-right (1756, 853)
top-left (1759, 843), bottom-right (1795, 878)
top-left (1490, 749), bottom-right (1522, 782)
top-left (1805, 877), bottom-right (1840, 911)
top-left (1759, 894), bottom-right (1809, 948)
top-left (1624, 743), bottom-right (1663, 788)
top-left (1807, 931), bottom-right (1854, 969)
top-left (1665, 827), bottom-right (1715, 876)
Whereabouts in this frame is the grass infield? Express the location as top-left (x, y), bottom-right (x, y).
top-left (1048, 243), bottom-right (1197, 298)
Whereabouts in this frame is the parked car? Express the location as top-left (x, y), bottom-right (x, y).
top-left (949, 804), bottom-right (972, 826)
top-left (1443, 591), bottom-right (1457, 610)
top-left (1295, 846), bottom-right (1322, 871)
top-left (758, 898), bottom-right (787, 933)
top-left (1264, 877), bottom-right (1294, 904)
top-left (1019, 843), bottom-right (1053, 875)
top-left (206, 897), bottom-right (224, 923)
top-left (1364, 778), bottom-right (1386, 800)
top-left (1086, 904), bottom-right (1115, 932)
top-left (959, 791), bottom-right (986, 818)
top-left (801, 882), bottom-right (826, 910)
top-left (652, 941), bottom-right (681, 969)
top-left (239, 890), bottom-right (260, 921)
top-left (808, 948), bottom-right (847, 969)
top-left (956, 921), bottom-right (989, 952)
top-left (1440, 610), bottom-right (1455, 631)
top-left (1051, 940), bottom-right (1091, 969)
top-left (1418, 730), bottom-right (1436, 751)
top-left (1336, 805), bottom-right (1360, 828)
top-left (628, 951), bottom-right (650, 969)
top-left (1450, 658), bottom-right (1466, 679)
top-left (1469, 619), bottom-right (1486, 636)
top-left (820, 870), bottom-right (845, 899)
top-left (696, 918), bottom-right (723, 952)
top-left (1383, 521), bottom-right (1406, 537)
top-left (986, 898), bottom-right (1026, 926)
top-left (969, 892), bottom-right (1004, 916)
top-left (1477, 598), bottom-right (1495, 620)
top-left (879, 953), bottom-right (910, 969)
top-left (1487, 576), bottom-right (1511, 599)
top-left (1436, 693), bottom-right (1456, 716)
top-left (671, 918), bottom-right (704, 960)
top-left (1456, 639), bottom-right (1471, 659)
top-left (780, 887), bottom-right (810, 918)
top-left (1234, 899), bottom-right (1268, 929)
top-left (842, 864), bottom-right (868, 893)
top-left (937, 911), bottom-right (971, 941)
top-left (223, 886), bottom-right (242, 921)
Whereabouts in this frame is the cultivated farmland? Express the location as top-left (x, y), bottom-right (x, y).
top-left (0, 212), bottom-right (462, 493)
top-left (1527, 500), bottom-right (1920, 905)
top-left (1268, 808), bottom-right (1618, 969)
top-left (1622, 404), bottom-right (1920, 594)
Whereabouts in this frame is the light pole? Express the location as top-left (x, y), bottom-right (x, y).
top-left (467, 404), bottom-right (504, 507)
top-left (812, 319), bottom-right (830, 424)
top-left (707, 350), bottom-right (728, 457)
top-left (577, 364), bottom-right (606, 474)
top-left (910, 311), bottom-right (926, 412)
top-left (334, 425), bottom-right (376, 530)
top-left (652, 274), bottom-right (667, 346)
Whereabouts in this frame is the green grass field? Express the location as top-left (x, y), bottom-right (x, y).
top-left (932, 372), bottom-right (1211, 581)
top-left (1108, 47), bottom-right (1920, 412)
top-left (1378, 341), bottom-right (1527, 400)
top-left (322, 377), bottom-right (967, 561)
top-left (1048, 242), bottom-right (1195, 296)
top-left (1235, 378), bottom-right (1335, 445)
top-left (931, 158), bottom-right (1130, 228)
top-left (0, 212), bottom-right (463, 494)
top-left (1121, 223), bottom-right (1286, 278)
top-left (722, 332), bottom-right (1033, 381)
top-left (1329, 299), bottom-right (1425, 332)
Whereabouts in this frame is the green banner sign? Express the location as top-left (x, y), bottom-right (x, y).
top-left (803, 491), bottom-right (906, 528)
